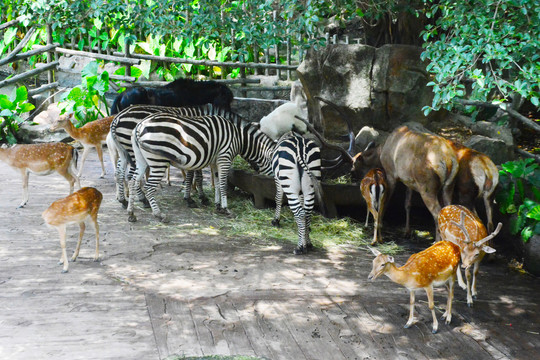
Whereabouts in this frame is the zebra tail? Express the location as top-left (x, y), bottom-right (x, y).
top-left (298, 156), bottom-right (327, 217)
top-left (110, 123), bottom-right (136, 168)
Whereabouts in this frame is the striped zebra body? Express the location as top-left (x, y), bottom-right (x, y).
top-left (110, 104), bottom-right (234, 207)
top-left (127, 113), bottom-right (274, 222)
top-left (272, 131), bottom-right (322, 254)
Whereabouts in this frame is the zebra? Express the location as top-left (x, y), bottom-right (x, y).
top-left (110, 104), bottom-right (232, 208)
top-left (127, 113), bottom-right (275, 222)
top-left (271, 131), bottom-right (323, 254)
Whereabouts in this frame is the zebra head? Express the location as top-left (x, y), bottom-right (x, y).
top-left (240, 122), bottom-right (275, 176)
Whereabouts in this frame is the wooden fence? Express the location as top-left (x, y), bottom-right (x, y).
top-left (0, 17), bottom-right (360, 103)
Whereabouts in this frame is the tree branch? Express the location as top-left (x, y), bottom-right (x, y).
top-left (455, 99), bottom-right (540, 133)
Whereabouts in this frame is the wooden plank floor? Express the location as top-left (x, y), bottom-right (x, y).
top-left (0, 150), bottom-right (539, 360)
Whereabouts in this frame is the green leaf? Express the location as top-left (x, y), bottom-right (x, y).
top-left (526, 205), bottom-right (540, 221)
top-left (0, 95), bottom-right (13, 109)
top-left (82, 61), bottom-right (99, 78)
top-left (19, 103), bottom-right (35, 113)
top-left (14, 86), bottom-right (28, 104)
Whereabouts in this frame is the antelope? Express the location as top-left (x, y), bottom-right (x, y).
top-left (50, 113), bottom-right (114, 178)
top-left (448, 142), bottom-right (499, 233)
top-left (439, 205), bottom-right (502, 307)
top-left (360, 168), bottom-right (388, 245)
top-left (0, 143), bottom-right (80, 208)
top-left (42, 187), bottom-right (103, 273)
top-left (368, 243), bottom-right (466, 334)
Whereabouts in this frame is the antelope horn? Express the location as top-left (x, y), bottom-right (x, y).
top-left (295, 115), bottom-right (354, 164)
top-left (315, 96), bottom-right (355, 156)
top-left (476, 222), bottom-right (503, 247)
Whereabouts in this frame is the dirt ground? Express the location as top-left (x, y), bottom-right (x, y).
top-left (0, 150), bottom-right (539, 360)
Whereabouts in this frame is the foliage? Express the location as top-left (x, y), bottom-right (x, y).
top-left (421, 0), bottom-right (540, 115)
top-left (59, 61), bottom-right (111, 127)
top-left (0, 86), bottom-right (35, 144)
top-left (496, 158), bottom-right (540, 242)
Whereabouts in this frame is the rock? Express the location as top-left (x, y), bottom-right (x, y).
top-left (296, 44), bottom-right (440, 140)
top-left (523, 235), bottom-right (540, 276)
top-left (232, 98), bottom-right (288, 123)
top-left (32, 103), bottom-right (62, 126)
top-left (464, 135), bottom-right (515, 165)
top-left (471, 121), bottom-right (514, 146)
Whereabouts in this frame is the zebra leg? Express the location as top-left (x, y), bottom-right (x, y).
top-left (195, 170), bottom-right (209, 205)
top-left (272, 182), bottom-right (284, 227)
top-left (183, 170), bottom-right (197, 208)
top-left (213, 166), bottom-right (221, 210)
top-left (127, 162), bottom-right (147, 222)
top-left (304, 192), bottom-right (315, 250)
top-left (144, 165), bottom-right (169, 222)
top-left (129, 165), bottom-right (150, 208)
top-left (215, 160), bottom-right (232, 215)
top-left (114, 157), bottom-right (128, 208)
top-left (290, 198), bottom-right (307, 255)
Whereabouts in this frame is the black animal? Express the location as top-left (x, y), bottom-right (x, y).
top-left (110, 78), bottom-right (234, 114)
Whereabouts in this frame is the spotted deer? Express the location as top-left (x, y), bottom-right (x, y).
top-left (368, 243), bottom-right (466, 334)
top-left (360, 168), bottom-right (388, 245)
top-left (439, 205), bottom-right (502, 307)
top-left (0, 143), bottom-right (80, 208)
top-left (42, 187), bottom-right (103, 273)
top-left (50, 113), bottom-right (114, 178)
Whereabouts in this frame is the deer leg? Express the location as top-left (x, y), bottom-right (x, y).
top-left (91, 213), bottom-right (100, 261)
top-left (365, 210), bottom-right (370, 227)
top-left (57, 225), bottom-right (69, 273)
top-left (404, 187), bottom-right (413, 236)
top-left (471, 261), bottom-right (480, 299)
top-left (418, 188), bottom-right (442, 241)
top-left (18, 169), bottom-right (30, 208)
top-left (442, 275), bottom-right (455, 325)
top-left (425, 285), bottom-right (438, 334)
top-left (95, 144), bottom-right (106, 178)
top-left (465, 266), bottom-right (473, 307)
top-left (456, 266), bottom-right (467, 289)
top-left (484, 194), bottom-right (494, 233)
top-left (71, 222), bottom-right (85, 262)
top-left (404, 290), bottom-right (416, 329)
top-left (77, 146), bottom-right (91, 178)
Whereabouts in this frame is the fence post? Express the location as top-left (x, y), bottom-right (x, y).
top-left (46, 25), bottom-right (56, 106)
top-left (124, 37), bottom-right (131, 78)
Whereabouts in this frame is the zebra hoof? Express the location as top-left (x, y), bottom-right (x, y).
top-left (216, 207), bottom-right (232, 216)
top-left (200, 197), bottom-right (210, 206)
top-left (185, 198), bottom-right (198, 208)
top-left (306, 243), bottom-right (314, 250)
top-left (294, 246), bottom-right (307, 255)
top-left (159, 215), bottom-right (170, 224)
top-left (271, 219), bottom-right (280, 227)
top-left (128, 214), bottom-right (137, 222)
top-left (120, 200), bottom-right (128, 209)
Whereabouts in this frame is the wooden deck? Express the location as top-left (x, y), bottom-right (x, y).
top-left (0, 153), bottom-right (538, 360)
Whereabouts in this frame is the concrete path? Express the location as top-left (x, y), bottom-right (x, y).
top-left (0, 149), bottom-right (539, 360)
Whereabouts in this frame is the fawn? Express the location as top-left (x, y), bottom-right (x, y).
top-left (368, 242), bottom-right (466, 333)
top-left (439, 205), bottom-right (502, 307)
top-left (360, 168), bottom-right (388, 245)
top-left (42, 187), bottom-right (103, 273)
top-left (50, 114), bottom-right (114, 178)
top-left (0, 142), bottom-right (80, 208)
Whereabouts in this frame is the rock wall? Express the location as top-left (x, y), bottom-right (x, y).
top-left (297, 44), bottom-right (440, 140)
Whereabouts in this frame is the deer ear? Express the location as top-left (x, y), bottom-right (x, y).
top-left (368, 246), bottom-right (381, 257)
top-left (482, 245), bottom-right (496, 254)
top-left (386, 256), bottom-right (395, 264)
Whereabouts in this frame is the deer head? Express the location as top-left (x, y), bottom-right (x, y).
top-left (443, 210), bottom-right (501, 268)
top-left (367, 246), bottom-right (394, 281)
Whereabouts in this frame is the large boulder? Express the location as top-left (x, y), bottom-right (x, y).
top-left (297, 44), bottom-right (439, 140)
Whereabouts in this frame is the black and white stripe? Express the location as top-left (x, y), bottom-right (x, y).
top-left (127, 113), bottom-right (275, 222)
top-left (271, 131), bottom-right (322, 254)
top-left (110, 104), bottom-right (233, 207)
